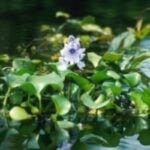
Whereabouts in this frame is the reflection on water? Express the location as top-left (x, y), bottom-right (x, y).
top-left (88, 135), bottom-right (150, 150)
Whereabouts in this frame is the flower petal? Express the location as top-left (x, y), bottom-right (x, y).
top-left (77, 61), bottom-right (85, 69)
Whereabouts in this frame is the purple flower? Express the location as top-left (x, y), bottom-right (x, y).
top-left (58, 35), bottom-right (85, 70)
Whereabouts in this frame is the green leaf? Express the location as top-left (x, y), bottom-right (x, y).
top-left (102, 81), bottom-right (122, 96)
top-left (106, 70), bottom-right (120, 80)
top-left (2, 73), bottom-right (30, 88)
top-left (21, 82), bottom-right (37, 95)
top-left (56, 11), bottom-right (70, 18)
top-left (30, 106), bottom-right (40, 114)
top-left (120, 55), bottom-right (133, 70)
top-left (91, 71), bottom-right (108, 83)
top-left (0, 54), bottom-right (10, 62)
top-left (138, 58), bottom-right (150, 78)
top-left (109, 31), bottom-right (129, 51)
top-left (51, 95), bottom-right (71, 115)
top-left (81, 16), bottom-right (95, 25)
top-left (123, 32), bottom-right (135, 49)
top-left (131, 52), bottom-right (150, 69)
top-left (26, 135), bottom-right (40, 149)
top-left (9, 107), bottom-right (32, 121)
top-left (72, 141), bottom-right (87, 150)
top-left (12, 58), bottom-right (35, 74)
top-left (81, 93), bottom-right (110, 109)
top-left (103, 52), bottom-right (122, 62)
top-left (129, 91), bottom-right (149, 114)
top-left (138, 129), bottom-right (150, 145)
top-left (27, 72), bottom-right (63, 94)
top-left (67, 72), bottom-right (92, 91)
top-left (9, 90), bottom-right (24, 105)
top-left (124, 72), bottom-right (141, 87)
top-left (55, 128), bottom-right (69, 144)
top-left (0, 116), bottom-right (8, 133)
top-left (0, 129), bottom-right (23, 150)
top-left (141, 88), bottom-right (150, 105)
top-left (87, 52), bottom-right (101, 67)
top-left (57, 121), bottom-right (74, 129)
top-left (80, 133), bottom-right (107, 144)
top-left (82, 24), bottom-right (103, 33)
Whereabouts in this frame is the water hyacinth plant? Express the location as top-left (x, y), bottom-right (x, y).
top-left (58, 35), bottom-right (85, 70)
top-left (0, 16), bottom-right (150, 150)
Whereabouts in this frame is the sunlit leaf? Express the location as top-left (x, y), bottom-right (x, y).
top-left (81, 93), bottom-right (110, 109)
top-left (82, 24), bottom-right (103, 33)
top-left (27, 72), bottom-right (63, 94)
top-left (124, 72), bottom-right (141, 87)
top-left (57, 121), bottom-right (74, 129)
top-left (109, 31), bottom-right (129, 51)
top-left (56, 11), bottom-right (70, 18)
top-left (0, 54), bottom-right (10, 62)
top-left (9, 107), bottom-right (32, 121)
top-left (102, 81), bottom-right (122, 96)
top-left (67, 72), bottom-right (92, 91)
top-left (80, 133), bottom-right (107, 144)
top-left (131, 52), bottom-right (150, 68)
top-left (106, 70), bottom-right (120, 80)
top-left (129, 91), bottom-right (149, 114)
top-left (123, 32), bottom-right (136, 49)
top-left (138, 58), bottom-right (150, 78)
top-left (51, 95), bottom-right (71, 115)
top-left (87, 52), bottom-right (101, 67)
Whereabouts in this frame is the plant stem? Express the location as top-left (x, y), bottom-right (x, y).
top-left (38, 97), bottom-right (42, 112)
top-left (3, 87), bottom-right (11, 108)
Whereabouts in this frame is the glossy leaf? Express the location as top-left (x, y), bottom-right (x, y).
top-left (51, 95), bottom-right (71, 115)
top-left (9, 107), bottom-right (32, 121)
top-left (102, 81), bottom-right (122, 96)
top-left (81, 93), bottom-right (110, 109)
top-left (109, 31), bottom-right (129, 51)
top-left (87, 52), bottom-right (101, 67)
top-left (57, 121), bottom-right (74, 129)
top-left (138, 58), bottom-right (150, 78)
top-left (106, 70), bottom-right (120, 80)
top-left (80, 133), bottom-right (107, 144)
top-left (27, 72), bottom-right (63, 94)
top-left (67, 72), bottom-right (92, 91)
top-left (124, 72), bottom-right (141, 87)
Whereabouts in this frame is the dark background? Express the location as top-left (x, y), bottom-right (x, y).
top-left (0, 0), bottom-right (150, 54)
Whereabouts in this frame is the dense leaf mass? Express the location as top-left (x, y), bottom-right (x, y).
top-left (0, 15), bottom-right (150, 149)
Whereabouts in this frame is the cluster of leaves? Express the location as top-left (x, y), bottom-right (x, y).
top-left (0, 15), bottom-right (150, 149)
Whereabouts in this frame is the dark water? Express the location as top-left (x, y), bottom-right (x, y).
top-left (0, 0), bottom-right (150, 54)
top-left (88, 135), bottom-right (150, 150)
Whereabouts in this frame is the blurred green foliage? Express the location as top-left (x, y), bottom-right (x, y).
top-left (0, 14), bottom-right (150, 149)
